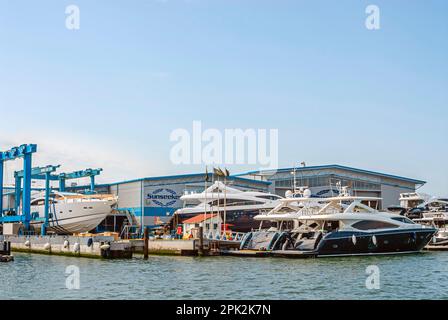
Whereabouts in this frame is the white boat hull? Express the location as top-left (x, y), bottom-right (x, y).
top-left (30, 199), bottom-right (114, 234)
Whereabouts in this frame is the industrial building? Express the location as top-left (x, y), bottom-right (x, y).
top-left (77, 164), bottom-right (425, 230)
top-left (78, 174), bottom-right (270, 232)
top-left (236, 164), bottom-right (426, 209)
top-left (1, 160), bottom-right (426, 232)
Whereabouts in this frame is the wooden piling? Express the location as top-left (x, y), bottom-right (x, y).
top-left (1, 241), bottom-right (11, 256)
top-left (198, 226), bottom-right (204, 256)
top-left (143, 227), bottom-right (149, 259)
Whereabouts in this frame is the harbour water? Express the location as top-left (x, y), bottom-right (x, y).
top-left (1, 252), bottom-right (448, 300)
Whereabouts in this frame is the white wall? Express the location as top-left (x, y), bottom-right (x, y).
top-left (116, 181), bottom-right (142, 209)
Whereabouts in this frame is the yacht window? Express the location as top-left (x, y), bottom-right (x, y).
top-left (352, 220), bottom-right (399, 230)
top-left (209, 199), bottom-right (264, 207)
top-left (31, 199), bottom-right (57, 206)
top-left (391, 217), bottom-right (415, 224)
top-left (257, 195), bottom-right (281, 200)
top-left (277, 207), bottom-right (297, 214)
top-left (323, 220), bottom-right (340, 232)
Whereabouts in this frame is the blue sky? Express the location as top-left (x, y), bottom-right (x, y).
top-left (0, 0), bottom-right (447, 194)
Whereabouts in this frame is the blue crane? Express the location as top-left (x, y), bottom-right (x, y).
top-left (58, 168), bottom-right (103, 193)
top-left (0, 144), bottom-right (37, 230)
top-left (14, 165), bottom-right (60, 235)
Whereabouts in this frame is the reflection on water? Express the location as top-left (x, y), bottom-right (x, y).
top-left (1, 252), bottom-right (448, 300)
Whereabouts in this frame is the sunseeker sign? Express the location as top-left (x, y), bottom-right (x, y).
top-left (146, 188), bottom-right (181, 208)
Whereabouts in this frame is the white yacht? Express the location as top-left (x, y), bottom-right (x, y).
top-left (241, 188), bottom-right (436, 257)
top-left (412, 198), bottom-right (448, 245)
top-left (29, 191), bottom-right (117, 234)
top-left (388, 192), bottom-right (432, 216)
top-left (399, 192), bottom-right (432, 209)
top-left (174, 181), bottom-right (283, 232)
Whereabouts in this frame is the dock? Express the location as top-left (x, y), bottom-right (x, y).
top-left (1, 235), bottom-right (132, 259)
top-left (131, 238), bottom-right (241, 256)
top-left (220, 249), bottom-right (271, 257)
top-left (424, 245), bottom-right (448, 251)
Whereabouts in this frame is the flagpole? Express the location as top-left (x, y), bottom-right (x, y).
top-left (217, 170), bottom-right (221, 238)
top-left (204, 166), bottom-right (207, 235)
top-left (212, 171), bottom-right (215, 237)
top-left (224, 174), bottom-right (227, 238)
top-left (214, 168), bottom-right (221, 238)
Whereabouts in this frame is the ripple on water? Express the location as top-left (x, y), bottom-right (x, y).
top-left (1, 252), bottom-right (448, 299)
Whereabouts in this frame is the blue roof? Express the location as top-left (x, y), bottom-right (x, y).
top-left (92, 172), bottom-right (271, 187)
top-left (235, 164), bottom-right (426, 185)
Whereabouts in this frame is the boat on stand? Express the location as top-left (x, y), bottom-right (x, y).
top-left (240, 187), bottom-right (437, 258)
top-left (29, 191), bottom-right (118, 234)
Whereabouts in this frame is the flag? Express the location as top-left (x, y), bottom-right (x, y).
top-left (214, 167), bottom-right (225, 177)
top-left (205, 167), bottom-right (211, 182)
top-left (224, 168), bottom-right (230, 177)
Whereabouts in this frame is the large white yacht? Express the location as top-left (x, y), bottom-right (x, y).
top-left (29, 191), bottom-right (117, 234)
top-left (412, 197), bottom-right (448, 245)
top-left (241, 188), bottom-right (436, 257)
top-left (399, 192), bottom-right (432, 209)
top-left (174, 181), bottom-right (283, 232)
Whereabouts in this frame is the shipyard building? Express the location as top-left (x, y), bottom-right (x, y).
top-left (75, 164), bottom-right (425, 229)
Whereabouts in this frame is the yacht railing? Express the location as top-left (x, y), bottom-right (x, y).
top-left (203, 230), bottom-right (246, 242)
top-left (120, 225), bottom-right (140, 239)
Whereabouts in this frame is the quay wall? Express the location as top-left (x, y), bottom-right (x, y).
top-left (131, 239), bottom-right (197, 255)
top-left (0, 235), bottom-right (132, 259)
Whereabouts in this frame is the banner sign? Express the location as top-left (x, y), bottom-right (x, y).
top-left (144, 186), bottom-right (183, 208)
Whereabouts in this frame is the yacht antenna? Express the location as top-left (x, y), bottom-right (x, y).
top-left (203, 166), bottom-right (208, 234)
top-left (293, 165), bottom-right (297, 193)
top-left (329, 177), bottom-right (333, 197)
top-left (291, 164), bottom-right (299, 194)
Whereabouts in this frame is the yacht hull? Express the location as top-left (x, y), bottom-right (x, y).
top-left (31, 200), bottom-right (113, 234)
top-left (315, 229), bottom-right (436, 256)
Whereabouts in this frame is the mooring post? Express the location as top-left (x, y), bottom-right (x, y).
top-left (198, 225), bottom-right (204, 256)
top-left (143, 226), bottom-right (149, 259)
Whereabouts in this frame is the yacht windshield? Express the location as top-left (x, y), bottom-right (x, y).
top-left (391, 217), bottom-right (415, 224)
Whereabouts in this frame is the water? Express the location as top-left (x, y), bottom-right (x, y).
top-left (1, 252), bottom-right (448, 300)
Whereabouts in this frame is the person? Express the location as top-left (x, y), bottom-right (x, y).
top-left (176, 225), bottom-right (183, 239)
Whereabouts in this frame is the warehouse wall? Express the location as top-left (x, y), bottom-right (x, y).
top-left (115, 181), bottom-right (142, 209)
top-left (381, 184), bottom-right (412, 209)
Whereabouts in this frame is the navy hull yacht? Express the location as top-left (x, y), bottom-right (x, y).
top-left (243, 188), bottom-right (437, 257)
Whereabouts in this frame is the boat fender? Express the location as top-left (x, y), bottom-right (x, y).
top-left (100, 243), bottom-right (111, 250)
top-left (73, 242), bottom-right (80, 253)
top-left (433, 236), bottom-right (437, 244)
top-left (352, 234), bottom-right (357, 245)
top-left (87, 238), bottom-right (93, 247)
top-left (372, 235), bottom-right (377, 246)
top-left (63, 240), bottom-right (69, 248)
top-left (24, 240), bottom-right (31, 247)
top-left (44, 243), bottom-right (51, 250)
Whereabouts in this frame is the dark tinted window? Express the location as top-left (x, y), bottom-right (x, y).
top-left (352, 220), bottom-right (398, 230)
top-left (258, 195), bottom-right (281, 200)
top-left (391, 217), bottom-right (415, 224)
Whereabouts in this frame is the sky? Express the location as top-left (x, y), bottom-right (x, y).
top-left (0, 0), bottom-right (447, 194)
